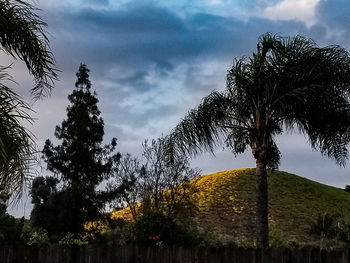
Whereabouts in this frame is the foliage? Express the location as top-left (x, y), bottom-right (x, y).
top-left (269, 219), bottom-right (288, 248)
top-left (107, 154), bottom-right (142, 220)
top-left (344, 185), bottom-right (350, 193)
top-left (0, 0), bottom-right (58, 200)
top-left (26, 228), bottom-right (50, 245)
top-left (309, 213), bottom-right (339, 239)
top-left (0, 81), bottom-right (37, 201)
top-left (0, 203), bottom-right (24, 244)
top-left (33, 64), bottom-right (120, 237)
top-left (167, 33), bottom-right (350, 248)
top-left (30, 176), bottom-right (58, 206)
top-left (139, 138), bottom-right (200, 218)
top-left (309, 213), bottom-right (350, 247)
top-left (308, 213), bottom-right (350, 249)
top-left (109, 137), bottom-right (199, 221)
top-left (30, 176), bottom-right (62, 238)
top-left (85, 217), bottom-right (133, 245)
top-left (133, 211), bottom-right (201, 246)
top-left (31, 182), bottom-right (89, 240)
top-left (58, 233), bottom-right (88, 246)
top-left (0, 0), bottom-right (58, 96)
top-left (336, 221), bottom-right (350, 244)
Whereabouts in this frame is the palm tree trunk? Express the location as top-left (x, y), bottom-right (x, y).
top-left (255, 157), bottom-right (269, 248)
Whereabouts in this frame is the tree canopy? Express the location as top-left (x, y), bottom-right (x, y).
top-left (34, 64), bottom-right (119, 237)
top-left (168, 33), bottom-right (350, 248)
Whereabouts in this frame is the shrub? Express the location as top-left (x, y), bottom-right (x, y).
top-left (309, 213), bottom-right (339, 239)
top-left (85, 217), bottom-right (133, 245)
top-left (59, 233), bottom-right (88, 246)
top-left (0, 214), bottom-right (24, 245)
top-left (26, 228), bottom-right (50, 245)
top-left (269, 220), bottom-right (288, 248)
top-left (344, 185), bottom-right (350, 193)
top-left (133, 211), bottom-right (201, 246)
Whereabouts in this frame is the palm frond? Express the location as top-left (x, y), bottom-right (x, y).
top-left (169, 91), bottom-right (231, 157)
top-left (0, 0), bottom-right (58, 99)
top-left (0, 67), bottom-right (37, 200)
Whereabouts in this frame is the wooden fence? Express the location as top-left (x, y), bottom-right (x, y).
top-left (0, 244), bottom-right (349, 263)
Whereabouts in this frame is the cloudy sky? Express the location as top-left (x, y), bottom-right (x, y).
top-left (6, 0), bottom-right (350, 216)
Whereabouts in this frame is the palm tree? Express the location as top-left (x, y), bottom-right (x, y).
top-left (0, 0), bottom-right (58, 200)
top-left (168, 33), bottom-right (350, 248)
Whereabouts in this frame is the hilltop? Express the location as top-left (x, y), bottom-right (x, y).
top-left (112, 168), bottom-right (350, 245)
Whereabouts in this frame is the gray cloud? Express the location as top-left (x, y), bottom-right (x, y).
top-left (46, 3), bottom-right (306, 74)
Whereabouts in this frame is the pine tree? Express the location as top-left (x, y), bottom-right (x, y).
top-left (37, 64), bottom-right (120, 236)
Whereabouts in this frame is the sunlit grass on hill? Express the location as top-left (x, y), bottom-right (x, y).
top-left (111, 168), bottom-right (350, 245)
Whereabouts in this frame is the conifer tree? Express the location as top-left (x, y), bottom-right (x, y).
top-left (35, 64), bottom-right (120, 236)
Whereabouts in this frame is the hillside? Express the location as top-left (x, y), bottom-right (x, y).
top-left (112, 168), bottom-right (350, 245)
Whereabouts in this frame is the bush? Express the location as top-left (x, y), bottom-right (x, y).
top-left (309, 213), bottom-right (339, 239)
top-left (59, 233), bottom-right (88, 246)
top-left (344, 185), bottom-right (350, 193)
top-left (269, 220), bottom-right (288, 248)
top-left (26, 228), bottom-right (50, 245)
top-left (133, 211), bottom-right (201, 246)
top-left (309, 213), bottom-right (349, 249)
top-left (84, 217), bottom-right (133, 245)
top-left (0, 204), bottom-right (24, 245)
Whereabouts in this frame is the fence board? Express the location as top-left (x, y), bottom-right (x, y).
top-left (1, 244), bottom-right (350, 263)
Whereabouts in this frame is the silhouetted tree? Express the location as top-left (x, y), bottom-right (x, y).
top-left (168, 33), bottom-right (350, 248)
top-left (38, 64), bottom-right (119, 236)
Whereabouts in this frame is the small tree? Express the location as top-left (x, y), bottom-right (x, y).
top-left (37, 64), bottom-right (120, 236)
top-left (109, 137), bottom-right (199, 221)
top-left (140, 138), bottom-right (200, 218)
top-left (107, 154), bottom-right (141, 221)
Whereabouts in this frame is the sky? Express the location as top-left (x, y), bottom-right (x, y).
top-left (5, 0), bottom-right (350, 217)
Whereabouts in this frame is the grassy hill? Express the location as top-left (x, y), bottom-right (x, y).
top-left (112, 168), bottom-right (350, 245)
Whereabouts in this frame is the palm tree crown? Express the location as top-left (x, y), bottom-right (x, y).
top-left (168, 33), bottom-right (350, 248)
top-left (0, 0), bottom-right (58, 200)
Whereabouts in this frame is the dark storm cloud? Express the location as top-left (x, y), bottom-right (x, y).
top-left (46, 2), bottom-right (308, 92)
top-left (42, 1), bottom-right (315, 144)
top-left (106, 70), bottom-right (153, 93)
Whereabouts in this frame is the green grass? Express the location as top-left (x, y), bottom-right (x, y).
top-left (112, 168), bottom-right (350, 245)
top-left (191, 168), bottom-right (350, 245)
